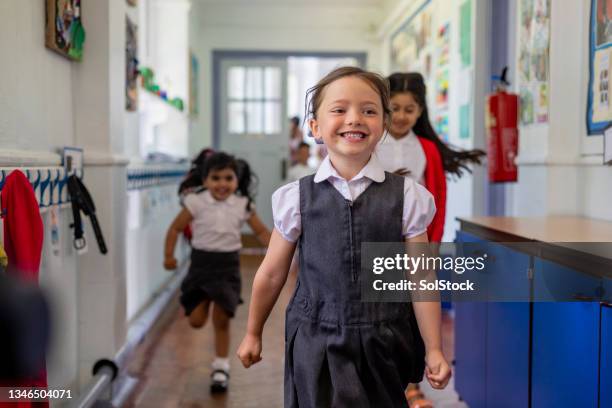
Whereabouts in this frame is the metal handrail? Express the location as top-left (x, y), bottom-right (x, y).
top-left (70, 260), bottom-right (188, 408)
top-left (68, 359), bottom-right (118, 408)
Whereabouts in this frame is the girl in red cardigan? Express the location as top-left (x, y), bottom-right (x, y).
top-left (376, 72), bottom-right (485, 243)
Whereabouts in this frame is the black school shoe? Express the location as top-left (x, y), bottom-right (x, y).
top-left (210, 369), bottom-right (229, 393)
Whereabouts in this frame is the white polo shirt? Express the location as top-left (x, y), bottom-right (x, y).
top-left (183, 190), bottom-right (252, 252)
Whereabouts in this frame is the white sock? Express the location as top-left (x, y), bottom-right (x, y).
top-left (212, 357), bottom-right (230, 372)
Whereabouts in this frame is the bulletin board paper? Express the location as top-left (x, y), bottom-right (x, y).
top-left (604, 125), bottom-right (612, 163)
top-left (587, 0), bottom-right (612, 134)
top-left (518, 0), bottom-right (551, 125)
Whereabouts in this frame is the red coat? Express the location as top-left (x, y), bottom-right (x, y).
top-left (417, 137), bottom-right (447, 243)
top-left (1, 170), bottom-right (48, 408)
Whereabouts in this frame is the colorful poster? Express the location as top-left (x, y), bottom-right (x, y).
top-left (45, 0), bottom-right (85, 61)
top-left (437, 23), bottom-right (450, 66)
top-left (520, 86), bottom-right (535, 125)
top-left (435, 70), bottom-right (449, 107)
top-left (390, 3), bottom-right (433, 73)
top-left (126, 17), bottom-right (138, 111)
top-left (459, 0), bottom-right (472, 68)
top-left (435, 114), bottom-right (450, 141)
top-left (518, 0), bottom-right (550, 125)
top-left (587, 0), bottom-right (612, 134)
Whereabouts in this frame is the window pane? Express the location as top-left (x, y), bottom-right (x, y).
top-left (264, 102), bottom-right (281, 134)
top-left (246, 67), bottom-right (263, 99)
top-left (228, 102), bottom-right (245, 134)
top-left (246, 102), bottom-right (263, 133)
top-left (264, 67), bottom-right (281, 99)
top-left (228, 67), bottom-right (245, 99)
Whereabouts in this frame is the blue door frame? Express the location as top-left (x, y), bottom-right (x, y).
top-left (212, 50), bottom-right (367, 149)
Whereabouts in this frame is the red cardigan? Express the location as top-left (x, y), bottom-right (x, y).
top-left (417, 137), bottom-right (447, 243)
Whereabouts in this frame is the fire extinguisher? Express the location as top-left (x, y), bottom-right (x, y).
top-left (486, 67), bottom-right (519, 183)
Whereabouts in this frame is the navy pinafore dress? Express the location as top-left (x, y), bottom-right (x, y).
top-left (284, 173), bottom-right (425, 408)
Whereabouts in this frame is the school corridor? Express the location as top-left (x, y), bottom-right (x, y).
top-left (2, 0), bottom-right (612, 407)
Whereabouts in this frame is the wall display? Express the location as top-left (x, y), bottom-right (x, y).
top-left (587, 0), bottom-right (612, 134)
top-left (126, 16), bottom-right (139, 111)
top-left (459, 104), bottom-right (471, 140)
top-left (189, 52), bottom-right (200, 117)
top-left (140, 67), bottom-right (185, 111)
top-left (435, 114), bottom-right (449, 141)
top-left (390, 1), bottom-right (433, 73)
top-left (459, 0), bottom-right (472, 68)
top-left (45, 0), bottom-right (85, 61)
top-left (437, 23), bottom-right (450, 66)
top-left (518, 0), bottom-right (550, 125)
top-left (127, 0), bottom-right (138, 6)
top-left (435, 70), bottom-right (449, 107)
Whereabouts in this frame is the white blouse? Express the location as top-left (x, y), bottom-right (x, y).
top-left (375, 130), bottom-right (427, 184)
top-left (183, 190), bottom-right (251, 252)
top-left (271, 155), bottom-right (436, 243)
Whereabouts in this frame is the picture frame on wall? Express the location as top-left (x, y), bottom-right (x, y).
top-left (45, 0), bottom-right (85, 61)
top-left (587, 0), bottom-right (612, 134)
top-left (126, 16), bottom-right (139, 111)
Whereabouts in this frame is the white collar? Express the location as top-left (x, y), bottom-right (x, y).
top-left (313, 154), bottom-right (386, 183)
top-left (203, 189), bottom-right (236, 204)
top-left (380, 129), bottom-right (418, 144)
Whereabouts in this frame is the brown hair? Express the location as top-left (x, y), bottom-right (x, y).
top-left (305, 66), bottom-right (392, 129)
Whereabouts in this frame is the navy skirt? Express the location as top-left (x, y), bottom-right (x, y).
top-left (180, 249), bottom-right (242, 317)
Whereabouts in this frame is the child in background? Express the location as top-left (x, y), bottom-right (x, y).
top-left (287, 142), bottom-right (314, 182)
top-left (237, 66), bottom-right (451, 406)
top-left (289, 116), bottom-right (305, 164)
top-left (164, 152), bottom-right (270, 393)
top-left (376, 72), bottom-right (485, 242)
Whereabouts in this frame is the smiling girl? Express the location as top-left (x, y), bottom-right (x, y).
top-left (376, 72), bottom-right (485, 242)
top-left (164, 152), bottom-right (270, 393)
top-left (237, 67), bottom-right (451, 407)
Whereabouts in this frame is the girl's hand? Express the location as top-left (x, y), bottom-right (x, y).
top-left (237, 333), bottom-right (262, 368)
top-left (163, 257), bottom-right (177, 270)
top-left (425, 349), bottom-right (451, 389)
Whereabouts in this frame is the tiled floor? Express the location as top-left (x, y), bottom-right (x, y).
top-left (125, 255), bottom-right (467, 407)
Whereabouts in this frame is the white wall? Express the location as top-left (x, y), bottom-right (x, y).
top-left (0, 1), bottom-right (75, 151)
top-left (189, 0), bottom-right (386, 152)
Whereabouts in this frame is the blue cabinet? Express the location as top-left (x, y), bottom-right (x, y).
top-left (454, 232), bottom-right (530, 407)
top-left (454, 231), bottom-right (487, 407)
top-left (485, 243), bottom-right (530, 407)
top-left (454, 301), bottom-right (487, 407)
top-left (601, 305), bottom-right (612, 408)
top-left (456, 224), bottom-right (608, 407)
top-left (531, 259), bottom-right (600, 407)
top-left (531, 301), bottom-right (599, 407)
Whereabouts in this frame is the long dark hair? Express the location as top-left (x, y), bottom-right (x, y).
top-left (388, 72), bottom-right (485, 177)
top-left (178, 148), bottom-right (215, 195)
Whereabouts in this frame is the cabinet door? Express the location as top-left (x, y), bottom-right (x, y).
top-left (532, 301), bottom-right (599, 407)
top-left (455, 302), bottom-right (487, 408)
top-left (601, 305), bottom-right (612, 408)
top-left (454, 231), bottom-right (487, 407)
top-left (485, 244), bottom-right (530, 407)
